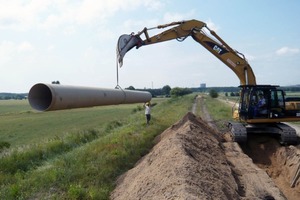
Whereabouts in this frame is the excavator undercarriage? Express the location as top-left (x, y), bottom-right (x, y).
top-left (229, 122), bottom-right (299, 145)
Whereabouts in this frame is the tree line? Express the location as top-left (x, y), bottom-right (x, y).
top-left (126, 85), bottom-right (194, 97)
top-left (0, 93), bottom-right (27, 100)
top-left (1, 85), bottom-right (299, 100)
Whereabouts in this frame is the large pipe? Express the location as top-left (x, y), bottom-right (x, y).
top-left (28, 83), bottom-right (152, 111)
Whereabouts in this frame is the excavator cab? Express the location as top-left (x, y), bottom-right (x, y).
top-left (230, 85), bottom-right (300, 144)
top-left (238, 85), bottom-right (286, 121)
top-left (238, 85), bottom-right (300, 123)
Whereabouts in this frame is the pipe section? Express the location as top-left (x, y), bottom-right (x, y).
top-left (29, 83), bottom-right (152, 111)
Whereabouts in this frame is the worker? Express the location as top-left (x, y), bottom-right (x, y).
top-left (144, 102), bottom-right (151, 125)
top-left (254, 93), bottom-right (267, 116)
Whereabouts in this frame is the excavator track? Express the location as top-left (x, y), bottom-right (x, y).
top-left (229, 122), bottom-right (247, 143)
top-left (229, 122), bottom-right (299, 145)
top-left (276, 123), bottom-right (299, 145)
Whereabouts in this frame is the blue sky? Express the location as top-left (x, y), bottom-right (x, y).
top-left (0, 0), bottom-right (299, 93)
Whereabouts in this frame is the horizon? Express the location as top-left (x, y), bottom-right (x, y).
top-left (2, 84), bottom-right (300, 94)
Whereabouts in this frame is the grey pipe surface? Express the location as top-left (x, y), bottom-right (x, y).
top-left (28, 83), bottom-right (152, 111)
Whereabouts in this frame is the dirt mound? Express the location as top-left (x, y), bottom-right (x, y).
top-left (111, 112), bottom-right (291, 200)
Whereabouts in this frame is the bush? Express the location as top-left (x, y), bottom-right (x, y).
top-left (105, 120), bottom-right (123, 131)
top-left (170, 87), bottom-right (193, 97)
top-left (131, 105), bottom-right (143, 113)
top-left (209, 89), bottom-right (219, 98)
top-left (0, 141), bottom-right (10, 152)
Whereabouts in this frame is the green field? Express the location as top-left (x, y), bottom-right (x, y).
top-left (0, 95), bottom-right (195, 199)
top-left (0, 99), bottom-right (160, 147)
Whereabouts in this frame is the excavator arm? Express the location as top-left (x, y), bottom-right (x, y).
top-left (117, 19), bottom-right (256, 85)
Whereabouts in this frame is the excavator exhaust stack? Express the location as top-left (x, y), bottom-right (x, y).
top-left (117, 34), bottom-right (142, 67)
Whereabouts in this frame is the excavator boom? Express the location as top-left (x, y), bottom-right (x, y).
top-left (117, 19), bottom-right (256, 86)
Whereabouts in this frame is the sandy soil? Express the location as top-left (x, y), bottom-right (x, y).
top-left (110, 96), bottom-right (300, 200)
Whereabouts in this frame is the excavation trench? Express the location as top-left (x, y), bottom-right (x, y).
top-left (111, 96), bottom-right (300, 199)
top-left (240, 134), bottom-right (300, 200)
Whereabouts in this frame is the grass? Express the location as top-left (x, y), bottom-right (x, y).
top-left (0, 99), bottom-right (30, 114)
top-left (0, 100), bottom-right (148, 147)
top-left (201, 95), bottom-right (233, 130)
top-left (0, 95), bottom-right (195, 199)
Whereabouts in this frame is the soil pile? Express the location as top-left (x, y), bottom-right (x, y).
top-left (111, 112), bottom-right (297, 200)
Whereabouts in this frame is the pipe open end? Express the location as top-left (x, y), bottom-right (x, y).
top-left (28, 83), bottom-right (53, 111)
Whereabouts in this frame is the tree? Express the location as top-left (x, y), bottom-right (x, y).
top-left (162, 85), bottom-right (171, 95)
top-left (209, 89), bottom-right (218, 98)
top-left (52, 81), bottom-right (60, 84)
top-left (126, 86), bottom-right (135, 90)
top-left (170, 87), bottom-right (193, 97)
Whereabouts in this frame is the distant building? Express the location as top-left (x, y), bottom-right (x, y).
top-left (200, 83), bottom-right (206, 88)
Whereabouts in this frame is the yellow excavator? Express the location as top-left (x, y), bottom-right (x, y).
top-left (116, 19), bottom-right (300, 144)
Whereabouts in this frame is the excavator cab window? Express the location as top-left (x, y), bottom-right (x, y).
top-left (239, 86), bottom-right (285, 119)
top-left (238, 87), bottom-right (251, 120)
top-left (269, 90), bottom-right (285, 118)
top-left (242, 86), bottom-right (286, 119)
top-left (238, 86), bottom-right (270, 120)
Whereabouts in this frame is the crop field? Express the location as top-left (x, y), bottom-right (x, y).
top-left (0, 95), bottom-right (195, 199)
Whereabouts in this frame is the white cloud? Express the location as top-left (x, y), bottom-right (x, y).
top-left (47, 44), bottom-right (55, 51)
top-left (0, 40), bottom-right (35, 65)
top-left (276, 46), bottom-right (299, 56)
top-left (0, 0), bottom-right (164, 31)
top-left (17, 41), bottom-right (34, 52)
top-left (244, 53), bottom-right (255, 61)
top-left (63, 26), bottom-right (76, 35)
top-left (83, 46), bottom-right (100, 60)
top-left (205, 18), bottom-right (220, 32)
top-left (41, 14), bottom-right (62, 30)
top-left (121, 18), bottom-right (159, 33)
top-left (0, 40), bottom-right (15, 64)
top-left (163, 10), bottom-right (196, 22)
top-left (143, 0), bottom-right (164, 11)
top-left (0, 0), bottom-right (51, 30)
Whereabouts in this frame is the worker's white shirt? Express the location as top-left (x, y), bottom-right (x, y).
top-left (145, 106), bottom-right (151, 114)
